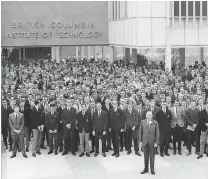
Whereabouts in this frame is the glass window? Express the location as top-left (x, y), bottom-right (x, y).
top-left (195, 1), bottom-right (200, 16)
top-left (174, 1), bottom-right (179, 16)
top-left (26, 48), bottom-right (39, 59)
top-left (188, 1), bottom-right (193, 16)
top-left (39, 47), bottom-right (51, 59)
top-left (202, 1), bottom-right (207, 16)
top-left (181, 1), bottom-right (186, 16)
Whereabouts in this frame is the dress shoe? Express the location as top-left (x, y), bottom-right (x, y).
top-left (151, 171), bottom-right (155, 175)
top-left (10, 154), bottom-right (16, 158)
top-left (72, 152), bottom-right (76, 156)
top-left (32, 153), bottom-right (36, 157)
top-left (40, 146), bottom-right (47, 149)
top-left (197, 155), bottom-right (203, 159)
top-left (120, 148), bottom-right (123, 152)
top-left (168, 145), bottom-right (172, 149)
top-left (192, 144), bottom-right (196, 147)
top-left (141, 170), bottom-right (148, 174)
top-left (127, 151), bottom-right (132, 155)
top-left (62, 151), bottom-right (68, 156)
top-left (59, 148), bottom-right (63, 153)
top-left (48, 150), bottom-right (53, 155)
top-left (36, 151), bottom-right (41, 155)
top-left (55, 151), bottom-right (58, 155)
top-left (186, 152), bottom-right (191, 156)
top-left (173, 151), bottom-right (176, 155)
top-left (165, 152), bottom-right (170, 156)
top-left (18, 149), bottom-right (21, 152)
top-left (86, 153), bottom-right (90, 157)
top-left (26, 147), bottom-right (29, 152)
top-left (102, 153), bottom-right (106, 157)
top-left (195, 152), bottom-right (200, 155)
top-left (90, 149), bottom-right (95, 153)
top-left (160, 153), bottom-right (164, 157)
top-left (79, 153), bottom-right (84, 157)
top-left (22, 153), bottom-right (28, 158)
top-left (105, 149), bottom-right (109, 152)
top-left (94, 153), bottom-right (99, 157)
top-left (155, 151), bottom-right (159, 155)
top-left (178, 151), bottom-right (182, 155)
top-left (115, 154), bottom-right (120, 158)
top-left (112, 153), bottom-right (116, 156)
top-left (6, 146), bottom-right (8, 150)
top-left (135, 151), bottom-right (141, 156)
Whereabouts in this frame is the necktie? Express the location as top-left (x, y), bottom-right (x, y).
top-left (175, 107), bottom-right (177, 118)
top-left (15, 113), bottom-right (18, 119)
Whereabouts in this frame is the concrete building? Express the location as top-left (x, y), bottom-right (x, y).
top-left (108, 1), bottom-right (208, 70)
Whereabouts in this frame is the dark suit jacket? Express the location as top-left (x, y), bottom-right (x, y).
top-left (1, 105), bottom-right (13, 129)
top-left (9, 112), bottom-right (24, 135)
top-left (23, 104), bottom-right (31, 127)
top-left (185, 108), bottom-right (199, 127)
top-left (92, 110), bottom-right (108, 133)
top-left (109, 108), bottom-right (125, 130)
top-left (45, 112), bottom-right (60, 131)
top-left (61, 107), bottom-right (77, 130)
top-left (31, 106), bottom-right (45, 129)
top-left (102, 104), bottom-right (113, 129)
top-left (139, 119), bottom-right (160, 147)
top-left (200, 110), bottom-right (208, 132)
top-left (155, 109), bottom-right (172, 134)
top-left (123, 108), bottom-right (139, 129)
top-left (77, 111), bottom-right (91, 133)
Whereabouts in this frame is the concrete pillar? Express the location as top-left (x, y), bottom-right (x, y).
top-left (132, 48), bottom-right (137, 64)
top-left (55, 47), bottom-right (62, 62)
top-left (109, 46), bottom-right (116, 63)
top-left (165, 45), bottom-right (172, 72)
top-left (19, 48), bottom-right (21, 60)
top-left (179, 48), bottom-right (185, 67)
top-left (23, 47), bottom-right (26, 61)
top-left (125, 48), bottom-right (130, 60)
top-left (87, 46), bottom-right (91, 60)
top-left (95, 46), bottom-right (98, 61)
top-left (51, 47), bottom-right (56, 60)
top-left (81, 46), bottom-right (85, 60)
top-left (75, 46), bottom-right (79, 60)
top-left (200, 47), bottom-right (204, 64)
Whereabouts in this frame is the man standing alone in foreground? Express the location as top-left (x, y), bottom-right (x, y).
top-left (139, 111), bottom-right (160, 175)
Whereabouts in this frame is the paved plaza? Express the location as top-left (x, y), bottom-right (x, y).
top-left (2, 143), bottom-right (208, 179)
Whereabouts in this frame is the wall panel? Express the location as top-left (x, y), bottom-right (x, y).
top-left (152, 18), bottom-right (166, 46)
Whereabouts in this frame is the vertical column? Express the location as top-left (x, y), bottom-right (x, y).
top-left (179, 48), bottom-right (185, 67)
top-left (55, 47), bottom-right (62, 62)
top-left (81, 46), bottom-right (85, 60)
top-left (95, 46), bottom-right (98, 61)
top-left (109, 46), bottom-right (116, 63)
top-left (51, 47), bottom-right (56, 60)
top-left (125, 47), bottom-right (130, 60)
top-left (200, 1), bottom-right (203, 25)
top-left (165, 45), bottom-right (172, 72)
top-left (87, 46), bottom-right (91, 60)
top-left (132, 48), bottom-right (137, 64)
top-left (75, 46), bottom-right (79, 60)
top-left (172, 1), bottom-right (174, 26)
top-left (179, 1), bottom-right (181, 26)
top-left (19, 48), bottom-right (21, 60)
top-left (186, 1), bottom-right (188, 25)
top-left (23, 47), bottom-right (26, 61)
top-left (101, 46), bottom-right (104, 60)
top-left (200, 47), bottom-right (204, 64)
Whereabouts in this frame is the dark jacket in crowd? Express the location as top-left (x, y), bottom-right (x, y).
top-left (1, 105), bottom-right (13, 129)
top-left (92, 110), bottom-right (108, 133)
top-left (185, 108), bottom-right (199, 127)
top-left (109, 108), bottom-right (125, 130)
top-left (123, 108), bottom-right (139, 129)
top-left (200, 109), bottom-right (208, 132)
top-left (45, 111), bottom-right (60, 131)
top-left (77, 111), bottom-right (91, 133)
top-left (23, 103), bottom-right (31, 127)
top-left (31, 106), bottom-right (45, 129)
top-left (61, 107), bottom-right (77, 130)
top-left (156, 109), bottom-right (172, 134)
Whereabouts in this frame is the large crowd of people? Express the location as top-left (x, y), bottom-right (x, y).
top-left (1, 57), bottom-right (208, 174)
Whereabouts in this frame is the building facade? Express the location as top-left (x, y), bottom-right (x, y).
top-left (108, 1), bottom-right (208, 70)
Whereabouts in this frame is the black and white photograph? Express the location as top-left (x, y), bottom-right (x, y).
top-left (1, 1), bottom-right (208, 179)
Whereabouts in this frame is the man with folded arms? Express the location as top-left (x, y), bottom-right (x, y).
top-left (9, 104), bottom-right (28, 158)
top-left (45, 103), bottom-right (60, 155)
top-left (139, 111), bottom-right (160, 175)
